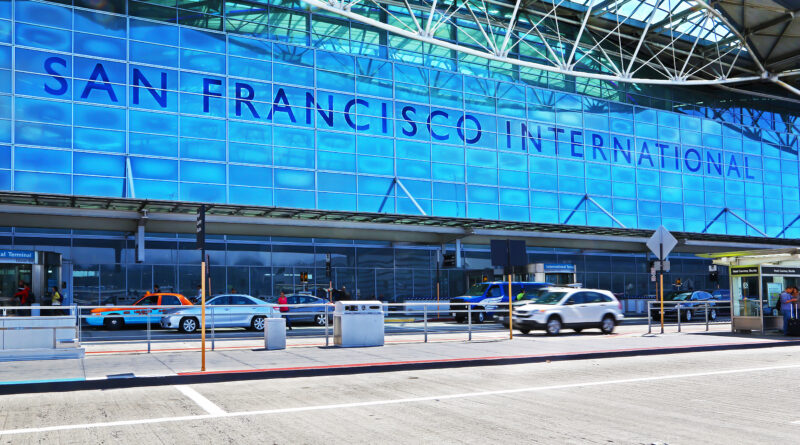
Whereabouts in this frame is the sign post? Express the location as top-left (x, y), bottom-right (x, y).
top-left (196, 205), bottom-right (206, 371)
top-left (490, 240), bottom-right (527, 340)
top-left (646, 226), bottom-right (678, 334)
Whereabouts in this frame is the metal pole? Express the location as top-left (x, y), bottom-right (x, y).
top-left (467, 303), bottom-right (472, 341)
top-left (424, 304), bottom-right (428, 343)
top-left (647, 301), bottom-right (652, 334)
top-left (201, 260), bottom-right (206, 371)
top-left (677, 303), bottom-right (682, 332)
top-left (211, 306), bottom-right (215, 351)
top-left (147, 308), bottom-right (151, 354)
top-left (659, 271), bottom-right (664, 334)
top-left (705, 302), bottom-right (709, 331)
top-left (508, 273), bottom-right (513, 340)
top-left (324, 303), bottom-right (329, 347)
top-left (77, 306), bottom-right (82, 344)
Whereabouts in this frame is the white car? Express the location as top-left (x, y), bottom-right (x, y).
top-left (507, 288), bottom-right (624, 335)
top-left (160, 294), bottom-right (279, 333)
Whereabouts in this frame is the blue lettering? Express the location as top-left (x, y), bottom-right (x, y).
top-left (612, 136), bottom-right (632, 164)
top-left (345, 99), bottom-right (369, 131)
top-left (547, 127), bottom-right (565, 141)
top-left (268, 88), bottom-right (296, 123)
top-left (427, 110), bottom-right (449, 141)
top-left (401, 106), bottom-right (417, 137)
top-left (235, 82), bottom-right (259, 118)
top-left (727, 154), bottom-right (741, 178)
top-left (132, 69), bottom-right (167, 108)
top-left (457, 114), bottom-right (482, 145)
top-left (684, 148), bottom-right (702, 172)
top-left (202, 78), bottom-right (222, 114)
top-left (521, 123), bottom-right (542, 152)
top-left (706, 150), bottom-right (723, 175)
top-left (591, 134), bottom-right (607, 161)
top-left (744, 157), bottom-right (755, 179)
top-left (637, 141), bottom-right (655, 167)
top-left (305, 92), bottom-right (333, 127)
top-left (43, 57), bottom-right (68, 96)
top-left (570, 130), bottom-right (583, 158)
top-left (80, 63), bottom-right (117, 102)
top-left (381, 102), bottom-right (389, 134)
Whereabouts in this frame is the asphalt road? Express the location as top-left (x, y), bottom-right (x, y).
top-left (1, 344), bottom-right (795, 443)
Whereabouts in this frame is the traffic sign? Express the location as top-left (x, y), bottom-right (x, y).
top-left (196, 205), bottom-right (206, 250)
top-left (646, 225), bottom-right (677, 260)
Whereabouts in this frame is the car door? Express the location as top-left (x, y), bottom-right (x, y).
top-left (156, 295), bottom-right (181, 324)
top-left (286, 295), bottom-right (301, 321)
top-left (208, 296), bottom-right (231, 326)
top-left (560, 292), bottom-right (587, 325)
top-left (132, 295), bottom-right (159, 324)
top-left (582, 292), bottom-right (608, 323)
top-left (228, 296), bottom-right (254, 326)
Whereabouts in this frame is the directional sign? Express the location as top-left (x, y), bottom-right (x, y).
top-left (646, 225), bottom-right (677, 260)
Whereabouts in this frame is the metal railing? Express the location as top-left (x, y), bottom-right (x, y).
top-left (646, 300), bottom-right (732, 334)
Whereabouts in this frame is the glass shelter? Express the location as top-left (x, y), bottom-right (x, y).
top-left (703, 248), bottom-right (800, 333)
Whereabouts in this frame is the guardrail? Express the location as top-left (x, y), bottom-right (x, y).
top-left (646, 300), bottom-right (732, 334)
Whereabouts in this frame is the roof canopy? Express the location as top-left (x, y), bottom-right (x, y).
top-left (303, 0), bottom-right (800, 98)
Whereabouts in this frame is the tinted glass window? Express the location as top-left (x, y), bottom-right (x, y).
top-left (566, 293), bottom-right (587, 304)
top-left (511, 284), bottom-right (523, 295)
top-left (161, 295), bottom-right (180, 306)
top-left (488, 286), bottom-right (502, 297)
top-left (287, 296), bottom-right (299, 304)
top-left (210, 296), bottom-right (230, 305)
top-left (230, 296), bottom-right (251, 305)
top-left (137, 295), bottom-right (158, 305)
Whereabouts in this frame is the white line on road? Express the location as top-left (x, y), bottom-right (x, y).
top-left (3, 362), bottom-right (800, 436)
top-left (174, 385), bottom-right (227, 416)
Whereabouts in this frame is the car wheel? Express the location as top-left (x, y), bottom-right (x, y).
top-left (104, 317), bottom-right (124, 330)
top-left (684, 310), bottom-right (693, 322)
top-left (180, 317), bottom-right (198, 334)
top-left (519, 329), bottom-right (530, 335)
top-left (251, 315), bottom-right (266, 331)
top-left (546, 317), bottom-right (561, 336)
top-left (601, 315), bottom-right (615, 334)
top-left (709, 309), bottom-right (718, 321)
top-left (573, 328), bottom-right (583, 333)
top-left (475, 311), bottom-right (486, 324)
top-left (313, 314), bottom-right (327, 326)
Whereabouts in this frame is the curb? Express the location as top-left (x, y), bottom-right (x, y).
top-left (1, 338), bottom-right (799, 395)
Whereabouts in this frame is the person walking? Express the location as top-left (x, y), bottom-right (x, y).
top-left (13, 281), bottom-right (32, 316)
top-left (779, 286), bottom-right (797, 335)
top-left (50, 285), bottom-right (63, 316)
top-left (278, 291), bottom-right (292, 331)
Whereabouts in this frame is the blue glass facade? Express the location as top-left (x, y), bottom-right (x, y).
top-left (1, 0), bottom-right (800, 238)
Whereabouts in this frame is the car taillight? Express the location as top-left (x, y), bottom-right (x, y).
top-left (618, 300), bottom-right (622, 310)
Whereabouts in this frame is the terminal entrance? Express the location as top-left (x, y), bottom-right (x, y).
top-left (0, 250), bottom-right (62, 306)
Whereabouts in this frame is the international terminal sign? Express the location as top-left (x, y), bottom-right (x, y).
top-left (37, 57), bottom-right (760, 181)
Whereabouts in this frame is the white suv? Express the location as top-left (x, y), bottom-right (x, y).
top-left (511, 288), bottom-right (624, 335)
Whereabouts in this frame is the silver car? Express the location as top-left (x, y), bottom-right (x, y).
top-left (160, 294), bottom-right (278, 333)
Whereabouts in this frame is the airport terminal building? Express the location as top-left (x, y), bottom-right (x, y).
top-left (0, 0), bottom-right (798, 305)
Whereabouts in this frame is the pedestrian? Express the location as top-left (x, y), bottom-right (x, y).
top-left (50, 285), bottom-right (62, 316)
top-left (13, 281), bottom-right (32, 316)
top-left (230, 287), bottom-right (237, 294)
top-left (778, 286), bottom-right (797, 335)
top-left (153, 284), bottom-right (161, 294)
top-left (278, 291), bottom-right (292, 331)
top-left (194, 284), bottom-right (203, 304)
top-left (341, 285), bottom-right (351, 300)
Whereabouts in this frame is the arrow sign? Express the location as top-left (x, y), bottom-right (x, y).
top-left (646, 225), bottom-right (677, 260)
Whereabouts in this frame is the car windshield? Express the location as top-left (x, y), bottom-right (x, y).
top-left (667, 292), bottom-right (692, 301)
top-left (466, 283), bottom-right (489, 296)
top-left (520, 289), bottom-right (547, 301)
top-left (529, 291), bottom-right (567, 305)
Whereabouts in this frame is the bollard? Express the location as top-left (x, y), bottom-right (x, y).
top-left (147, 308), bottom-right (151, 353)
top-left (324, 303), bottom-right (329, 347)
top-left (677, 303), bottom-right (681, 333)
top-left (424, 304), bottom-right (428, 343)
top-left (647, 301), bottom-right (652, 334)
top-left (467, 303), bottom-right (472, 341)
top-left (211, 307), bottom-right (215, 351)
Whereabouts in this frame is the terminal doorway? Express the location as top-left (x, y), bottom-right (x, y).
top-left (0, 250), bottom-right (62, 306)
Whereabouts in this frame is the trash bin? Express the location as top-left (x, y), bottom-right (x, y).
top-left (264, 317), bottom-right (286, 350)
top-left (333, 300), bottom-right (384, 347)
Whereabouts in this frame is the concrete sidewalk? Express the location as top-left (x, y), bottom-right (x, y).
top-left (1, 324), bottom-right (798, 394)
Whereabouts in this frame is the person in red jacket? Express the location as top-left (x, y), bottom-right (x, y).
top-left (277, 291), bottom-right (292, 331)
top-left (13, 281), bottom-right (32, 316)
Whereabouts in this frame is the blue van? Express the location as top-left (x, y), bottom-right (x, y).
top-left (449, 281), bottom-right (550, 323)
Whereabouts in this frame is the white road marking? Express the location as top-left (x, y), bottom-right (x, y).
top-left (2, 362), bottom-right (800, 436)
top-left (175, 385), bottom-right (226, 416)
